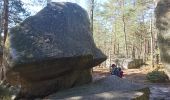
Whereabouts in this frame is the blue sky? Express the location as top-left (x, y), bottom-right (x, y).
top-left (21, 0), bottom-right (106, 15)
top-left (22, 0), bottom-right (88, 15)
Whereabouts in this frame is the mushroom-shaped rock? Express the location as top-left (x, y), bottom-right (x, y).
top-left (2, 2), bottom-right (106, 98)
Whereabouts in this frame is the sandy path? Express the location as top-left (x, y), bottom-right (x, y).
top-left (92, 65), bottom-right (170, 100)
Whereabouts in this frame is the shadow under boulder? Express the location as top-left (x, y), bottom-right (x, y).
top-left (1, 2), bottom-right (106, 99)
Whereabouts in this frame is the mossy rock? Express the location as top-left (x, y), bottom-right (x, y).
top-left (146, 70), bottom-right (169, 83)
top-left (133, 87), bottom-right (150, 100)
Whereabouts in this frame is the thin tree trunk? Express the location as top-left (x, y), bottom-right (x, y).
top-left (144, 38), bottom-right (146, 62)
top-left (90, 0), bottom-right (94, 36)
top-left (114, 43), bottom-right (116, 54)
top-left (0, 12), bottom-right (3, 36)
top-left (1, 0), bottom-right (9, 81)
top-left (104, 41), bottom-right (106, 67)
top-left (3, 0), bottom-right (8, 44)
top-left (150, 13), bottom-right (154, 67)
top-left (148, 40), bottom-right (150, 54)
top-left (89, 0), bottom-right (94, 72)
top-left (114, 18), bottom-right (117, 55)
top-left (117, 42), bottom-right (119, 55)
top-left (122, 0), bottom-right (128, 58)
top-left (132, 44), bottom-right (135, 59)
top-left (132, 34), bottom-right (135, 59)
top-left (140, 35), bottom-right (143, 59)
top-left (142, 11), bottom-right (146, 62)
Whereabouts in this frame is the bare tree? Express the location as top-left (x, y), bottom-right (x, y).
top-left (122, 0), bottom-right (128, 58)
top-left (90, 0), bottom-right (94, 35)
top-left (150, 13), bottom-right (154, 67)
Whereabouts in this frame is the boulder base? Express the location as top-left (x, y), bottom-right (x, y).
top-left (18, 69), bottom-right (92, 98)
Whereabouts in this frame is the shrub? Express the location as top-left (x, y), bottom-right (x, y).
top-left (146, 70), bottom-right (169, 83)
top-left (0, 85), bottom-right (12, 100)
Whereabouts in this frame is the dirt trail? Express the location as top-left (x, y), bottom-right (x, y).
top-left (92, 65), bottom-right (170, 100)
top-left (92, 65), bottom-right (152, 82)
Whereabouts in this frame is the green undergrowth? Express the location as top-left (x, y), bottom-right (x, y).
top-left (0, 85), bottom-right (12, 100)
top-left (146, 70), bottom-right (169, 83)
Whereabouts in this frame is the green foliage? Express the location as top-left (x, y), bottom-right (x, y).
top-left (0, 0), bottom-right (30, 28)
top-left (0, 0), bottom-right (30, 44)
top-left (93, 0), bottom-right (155, 58)
top-left (0, 85), bottom-right (12, 100)
top-left (146, 70), bottom-right (169, 83)
top-left (9, 0), bottom-right (30, 24)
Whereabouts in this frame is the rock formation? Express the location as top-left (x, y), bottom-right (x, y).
top-left (1, 2), bottom-right (106, 98)
top-left (155, 0), bottom-right (170, 78)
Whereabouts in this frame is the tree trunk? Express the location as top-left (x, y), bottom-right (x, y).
top-left (140, 35), bottom-right (143, 59)
top-left (89, 0), bottom-right (94, 72)
top-left (132, 34), bottom-right (135, 59)
top-left (144, 38), bottom-right (146, 62)
top-left (147, 40), bottom-right (150, 54)
top-left (122, 0), bottom-right (128, 58)
top-left (114, 18), bottom-right (117, 55)
top-left (132, 44), bottom-right (135, 59)
top-left (142, 11), bottom-right (146, 62)
top-left (150, 13), bottom-right (154, 67)
top-left (90, 0), bottom-right (94, 36)
top-left (0, 13), bottom-right (2, 36)
top-left (1, 0), bottom-right (9, 81)
top-left (3, 0), bottom-right (9, 44)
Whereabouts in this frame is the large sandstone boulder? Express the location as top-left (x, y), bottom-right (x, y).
top-left (2, 2), bottom-right (106, 98)
top-left (155, 0), bottom-right (170, 78)
top-left (112, 58), bottom-right (143, 69)
top-left (127, 59), bottom-right (143, 69)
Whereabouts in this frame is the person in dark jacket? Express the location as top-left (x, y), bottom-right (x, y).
top-left (111, 64), bottom-right (124, 78)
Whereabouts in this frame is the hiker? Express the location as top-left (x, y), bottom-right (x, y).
top-left (111, 64), bottom-right (124, 78)
top-left (111, 64), bottom-right (117, 75)
top-left (117, 67), bottom-right (124, 78)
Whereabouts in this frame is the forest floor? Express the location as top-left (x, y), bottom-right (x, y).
top-left (92, 63), bottom-right (170, 100)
